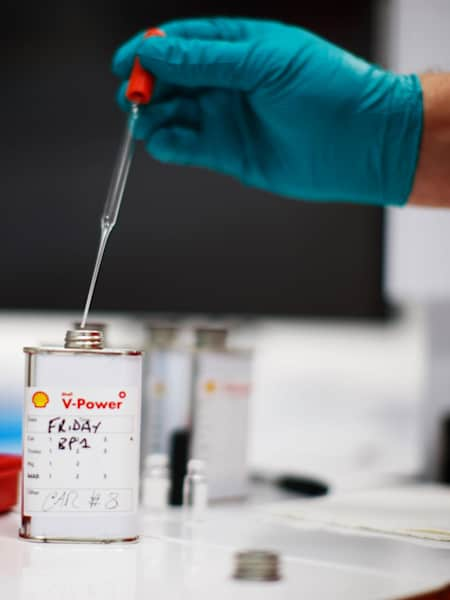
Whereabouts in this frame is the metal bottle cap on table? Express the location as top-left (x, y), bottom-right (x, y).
top-left (233, 550), bottom-right (281, 582)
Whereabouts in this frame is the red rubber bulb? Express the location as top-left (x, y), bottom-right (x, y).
top-left (126, 28), bottom-right (165, 104)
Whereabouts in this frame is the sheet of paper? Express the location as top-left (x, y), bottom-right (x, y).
top-left (264, 485), bottom-right (450, 542)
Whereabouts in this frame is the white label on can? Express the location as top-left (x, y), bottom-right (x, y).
top-left (23, 387), bottom-right (140, 514)
top-left (191, 352), bottom-right (251, 500)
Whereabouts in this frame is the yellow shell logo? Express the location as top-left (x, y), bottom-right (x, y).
top-left (204, 380), bottom-right (217, 394)
top-left (152, 381), bottom-right (166, 397)
top-left (32, 391), bottom-right (50, 408)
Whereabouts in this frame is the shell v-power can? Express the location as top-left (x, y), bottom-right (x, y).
top-left (20, 329), bottom-right (142, 543)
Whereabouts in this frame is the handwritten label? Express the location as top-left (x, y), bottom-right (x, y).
top-left (23, 387), bottom-right (139, 514)
top-left (24, 488), bottom-right (133, 512)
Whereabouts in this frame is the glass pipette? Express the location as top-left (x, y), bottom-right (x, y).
top-left (80, 105), bottom-right (138, 329)
top-left (80, 28), bottom-right (164, 329)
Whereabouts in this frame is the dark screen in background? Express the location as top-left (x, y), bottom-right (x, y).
top-left (1, 1), bottom-right (385, 318)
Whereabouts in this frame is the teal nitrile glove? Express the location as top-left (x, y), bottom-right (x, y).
top-left (112, 18), bottom-right (423, 206)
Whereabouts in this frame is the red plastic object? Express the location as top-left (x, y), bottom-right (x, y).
top-left (0, 454), bottom-right (21, 513)
top-left (126, 28), bottom-right (165, 104)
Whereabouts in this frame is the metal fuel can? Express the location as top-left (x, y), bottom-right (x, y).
top-left (141, 321), bottom-right (192, 464)
top-left (190, 325), bottom-right (252, 501)
top-left (20, 329), bottom-right (142, 543)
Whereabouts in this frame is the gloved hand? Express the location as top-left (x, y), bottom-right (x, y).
top-left (112, 18), bottom-right (423, 206)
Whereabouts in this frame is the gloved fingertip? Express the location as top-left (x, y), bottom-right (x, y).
top-left (137, 35), bottom-right (176, 68)
top-left (112, 50), bottom-right (131, 78)
top-left (112, 31), bottom-right (145, 77)
top-left (116, 82), bottom-right (130, 112)
top-left (132, 118), bottom-right (149, 141)
top-left (147, 126), bottom-right (198, 164)
top-left (146, 128), bottom-right (175, 163)
top-left (138, 35), bottom-right (253, 90)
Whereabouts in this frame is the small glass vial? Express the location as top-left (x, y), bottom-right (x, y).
top-left (183, 459), bottom-right (208, 521)
top-left (20, 329), bottom-right (142, 543)
top-left (141, 453), bottom-right (170, 511)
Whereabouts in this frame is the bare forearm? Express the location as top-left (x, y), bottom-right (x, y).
top-left (409, 74), bottom-right (450, 207)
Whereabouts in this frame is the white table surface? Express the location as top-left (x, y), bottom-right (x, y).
top-left (1, 485), bottom-right (450, 600)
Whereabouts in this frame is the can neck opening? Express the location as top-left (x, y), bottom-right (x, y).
top-left (64, 329), bottom-right (104, 350)
top-left (195, 328), bottom-right (228, 350)
top-left (150, 327), bottom-right (178, 348)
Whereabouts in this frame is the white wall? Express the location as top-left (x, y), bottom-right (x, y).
top-left (380, 0), bottom-right (450, 302)
top-left (379, 0), bottom-right (450, 479)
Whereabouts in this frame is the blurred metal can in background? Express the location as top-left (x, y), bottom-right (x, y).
top-left (141, 319), bottom-right (252, 506)
top-left (190, 324), bottom-right (252, 501)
